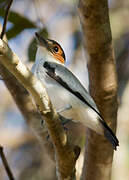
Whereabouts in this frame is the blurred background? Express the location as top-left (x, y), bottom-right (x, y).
top-left (0, 0), bottom-right (129, 179)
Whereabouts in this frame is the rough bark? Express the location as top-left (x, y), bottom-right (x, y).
top-left (78, 0), bottom-right (118, 180)
top-left (0, 39), bottom-right (80, 180)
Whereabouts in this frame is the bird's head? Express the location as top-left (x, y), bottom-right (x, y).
top-left (35, 32), bottom-right (66, 65)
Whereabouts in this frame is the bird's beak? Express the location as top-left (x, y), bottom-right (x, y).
top-left (35, 32), bottom-right (49, 50)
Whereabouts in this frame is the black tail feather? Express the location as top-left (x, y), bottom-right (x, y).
top-left (100, 120), bottom-right (119, 150)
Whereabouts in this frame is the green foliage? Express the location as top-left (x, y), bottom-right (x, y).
top-left (28, 28), bottom-right (48, 62)
top-left (0, 9), bottom-right (36, 39)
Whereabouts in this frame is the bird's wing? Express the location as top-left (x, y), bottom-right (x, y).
top-left (43, 61), bottom-right (102, 118)
top-left (43, 61), bottom-right (119, 150)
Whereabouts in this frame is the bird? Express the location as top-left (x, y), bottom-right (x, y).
top-left (32, 32), bottom-right (119, 150)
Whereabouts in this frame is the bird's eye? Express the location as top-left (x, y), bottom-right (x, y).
top-left (53, 46), bottom-right (59, 52)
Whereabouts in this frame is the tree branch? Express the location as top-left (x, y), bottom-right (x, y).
top-left (0, 146), bottom-right (15, 180)
top-left (0, 20), bottom-right (56, 162)
top-left (0, 39), bottom-right (80, 180)
top-left (78, 0), bottom-right (118, 180)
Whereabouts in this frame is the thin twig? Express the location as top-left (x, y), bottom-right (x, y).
top-left (0, 2), bottom-right (14, 177)
top-left (0, 0), bottom-right (13, 40)
top-left (0, 146), bottom-right (15, 180)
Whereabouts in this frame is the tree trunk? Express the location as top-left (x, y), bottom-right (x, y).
top-left (78, 0), bottom-right (118, 179)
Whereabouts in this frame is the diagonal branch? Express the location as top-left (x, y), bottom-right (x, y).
top-left (0, 25), bottom-right (57, 162)
top-left (78, 0), bottom-right (118, 180)
top-left (0, 39), bottom-right (80, 180)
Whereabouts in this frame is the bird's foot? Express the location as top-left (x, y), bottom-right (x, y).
top-left (45, 114), bottom-right (72, 141)
top-left (58, 113), bottom-right (72, 125)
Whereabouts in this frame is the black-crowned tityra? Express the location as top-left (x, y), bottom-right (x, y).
top-left (32, 32), bottom-right (119, 150)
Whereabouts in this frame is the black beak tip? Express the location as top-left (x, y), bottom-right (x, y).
top-left (35, 32), bottom-right (47, 47)
top-left (35, 32), bottom-right (40, 42)
top-left (35, 32), bottom-right (39, 38)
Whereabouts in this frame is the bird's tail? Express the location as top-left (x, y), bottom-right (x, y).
top-left (99, 119), bottom-right (119, 150)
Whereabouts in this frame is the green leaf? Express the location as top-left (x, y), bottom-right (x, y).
top-left (0, 9), bottom-right (36, 39)
top-left (28, 28), bottom-right (48, 62)
top-left (0, 9), bottom-right (36, 28)
top-left (6, 26), bottom-right (24, 39)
